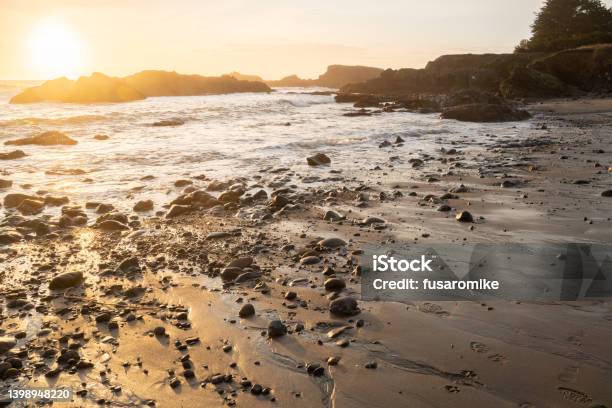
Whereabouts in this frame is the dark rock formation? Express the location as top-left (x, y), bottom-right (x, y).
top-left (267, 65), bottom-right (383, 88)
top-left (530, 44), bottom-right (612, 93)
top-left (317, 65), bottom-right (384, 88)
top-left (500, 67), bottom-right (574, 98)
top-left (341, 53), bottom-right (545, 96)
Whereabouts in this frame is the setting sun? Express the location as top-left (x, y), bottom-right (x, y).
top-left (28, 18), bottom-right (84, 79)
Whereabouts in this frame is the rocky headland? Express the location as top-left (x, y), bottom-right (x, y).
top-left (10, 71), bottom-right (272, 104)
top-left (334, 44), bottom-right (612, 122)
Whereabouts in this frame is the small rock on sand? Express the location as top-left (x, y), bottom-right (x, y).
top-left (318, 237), bottom-right (346, 248)
top-left (455, 211), bottom-right (474, 223)
top-left (360, 216), bottom-right (385, 225)
top-left (324, 278), bottom-right (346, 291)
top-left (329, 297), bottom-right (359, 316)
top-left (323, 210), bottom-right (345, 221)
top-left (49, 271), bottom-right (84, 290)
top-left (300, 255), bottom-right (320, 265)
top-left (268, 320), bottom-right (287, 337)
top-left (306, 153), bottom-right (331, 166)
top-left (239, 304), bottom-right (255, 318)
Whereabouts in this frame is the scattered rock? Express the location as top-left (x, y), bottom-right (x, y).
top-left (601, 190), bottom-right (612, 197)
top-left (49, 271), bottom-right (84, 290)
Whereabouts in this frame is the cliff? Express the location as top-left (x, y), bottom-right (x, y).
top-left (10, 71), bottom-right (271, 104)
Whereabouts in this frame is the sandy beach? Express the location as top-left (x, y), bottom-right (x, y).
top-left (1, 96), bottom-right (611, 407)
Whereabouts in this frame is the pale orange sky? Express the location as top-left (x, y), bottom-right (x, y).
top-left (2, 0), bottom-right (608, 80)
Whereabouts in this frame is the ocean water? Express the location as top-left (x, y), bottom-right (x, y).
top-left (0, 81), bottom-right (531, 212)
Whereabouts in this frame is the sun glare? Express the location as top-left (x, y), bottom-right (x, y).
top-left (28, 18), bottom-right (84, 79)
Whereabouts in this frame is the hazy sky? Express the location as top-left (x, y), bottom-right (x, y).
top-left (1, 0), bottom-right (610, 80)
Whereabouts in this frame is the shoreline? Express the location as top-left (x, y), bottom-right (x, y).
top-left (1, 97), bottom-right (612, 407)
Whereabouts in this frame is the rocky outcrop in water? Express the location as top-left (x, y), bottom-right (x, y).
top-left (5, 131), bottom-right (77, 146)
top-left (10, 73), bottom-right (144, 104)
top-left (10, 71), bottom-right (271, 104)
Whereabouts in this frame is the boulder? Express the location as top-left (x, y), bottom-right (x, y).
top-left (49, 271), bottom-right (84, 290)
top-left (5, 131), bottom-right (77, 146)
top-left (0, 179), bottom-right (12, 188)
top-left (441, 103), bottom-right (531, 122)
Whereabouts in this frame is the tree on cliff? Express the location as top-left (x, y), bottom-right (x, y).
top-left (516, 0), bottom-right (612, 52)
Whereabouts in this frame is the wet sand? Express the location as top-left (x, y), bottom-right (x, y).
top-left (1, 98), bottom-right (612, 407)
